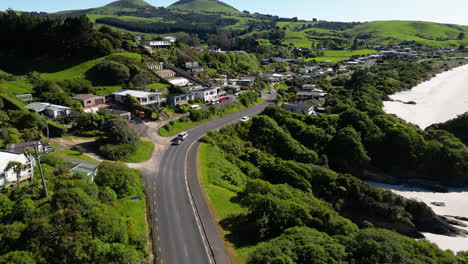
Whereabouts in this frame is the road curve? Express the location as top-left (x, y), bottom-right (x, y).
top-left (154, 95), bottom-right (274, 264)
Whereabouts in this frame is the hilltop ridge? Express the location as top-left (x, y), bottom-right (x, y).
top-left (168, 0), bottom-right (240, 14)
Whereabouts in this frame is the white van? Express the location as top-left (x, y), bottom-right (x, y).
top-left (178, 131), bottom-right (188, 140)
top-left (190, 105), bottom-right (201, 110)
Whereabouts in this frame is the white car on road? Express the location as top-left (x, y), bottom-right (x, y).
top-left (178, 131), bottom-right (188, 140)
top-left (240, 116), bottom-right (250, 122)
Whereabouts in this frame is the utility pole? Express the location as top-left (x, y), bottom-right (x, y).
top-left (33, 143), bottom-right (48, 198)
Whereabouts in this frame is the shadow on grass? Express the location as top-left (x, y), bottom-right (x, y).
top-left (219, 213), bottom-right (262, 248)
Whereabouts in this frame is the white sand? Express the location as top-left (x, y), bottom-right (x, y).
top-left (383, 64), bottom-right (468, 129)
top-left (367, 181), bottom-right (468, 252)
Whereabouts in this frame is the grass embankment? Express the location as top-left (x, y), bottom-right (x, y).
top-left (0, 79), bottom-right (33, 94)
top-left (159, 99), bottom-right (263, 137)
top-left (119, 140), bottom-right (154, 163)
top-left (53, 148), bottom-right (98, 163)
top-left (199, 143), bottom-right (253, 263)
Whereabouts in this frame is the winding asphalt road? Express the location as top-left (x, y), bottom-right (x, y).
top-left (152, 94), bottom-right (275, 264)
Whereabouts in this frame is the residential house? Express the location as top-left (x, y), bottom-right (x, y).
top-left (154, 69), bottom-right (176, 79)
top-left (0, 150), bottom-right (34, 188)
top-left (72, 94), bottom-right (107, 114)
top-left (6, 141), bottom-right (43, 154)
top-left (302, 84), bottom-right (316, 90)
top-left (26, 102), bottom-right (71, 121)
top-left (237, 77), bottom-right (255, 87)
top-left (141, 40), bottom-right (172, 48)
top-left (299, 66), bottom-right (319, 74)
top-left (163, 36), bottom-right (177, 43)
top-left (296, 89), bottom-right (327, 103)
top-left (192, 87), bottom-right (219, 103)
top-left (167, 93), bottom-right (195, 106)
top-left (144, 62), bottom-right (163, 71)
top-left (261, 59), bottom-right (271, 65)
top-left (282, 103), bottom-right (315, 115)
top-left (69, 162), bottom-right (99, 182)
top-left (184, 61), bottom-right (205, 75)
top-left (224, 85), bottom-right (241, 95)
top-left (16, 94), bottom-right (33, 103)
top-left (112, 89), bottom-right (165, 106)
top-left (168, 77), bottom-right (190, 87)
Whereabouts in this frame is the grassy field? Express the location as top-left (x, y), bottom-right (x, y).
top-left (199, 143), bottom-right (254, 263)
top-left (119, 140), bottom-right (154, 163)
top-left (302, 49), bottom-right (378, 63)
top-left (53, 148), bottom-right (98, 162)
top-left (0, 79), bottom-right (33, 95)
top-left (159, 100), bottom-right (263, 137)
top-left (112, 195), bottom-right (148, 245)
top-left (41, 52), bottom-right (142, 81)
top-left (146, 83), bottom-right (169, 90)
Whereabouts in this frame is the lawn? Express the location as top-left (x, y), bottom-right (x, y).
top-left (146, 83), bottom-right (169, 90)
top-left (41, 52), bottom-right (142, 81)
top-left (304, 49), bottom-right (378, 63)
top-left (112, 195), bottom-right (148, 244)
top-left (119, 140), bottom-right (154, 163)
top-left (0, 79), bottom-right (33, 95)
top-left (159, 100), bottom-right (263, 137)
top-left (53, 148), bottom-right (98, 162)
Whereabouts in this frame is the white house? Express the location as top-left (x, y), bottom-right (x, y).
top-left (112, 89), bottom-right (165, 106)
top-left (25, 102), bottom-right (71, 121)
top-left (141, 40), bottom-right (172, 48)
top-left (282, 103), bottom-right (315, 115)
top-left (168, 77), bottom-right (190, 87)
top-left (0, 151), bottom-right (34, 188)
top-left (163, 36), bottom-right (177, 43)
top-left (192, 87), bottom-right (219, 103)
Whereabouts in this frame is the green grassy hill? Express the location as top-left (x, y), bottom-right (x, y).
top-left (348, 20), bottom-right (468, 47)
top-left (168, 0), bottom-right (240, 14)
top-left (279, 20), bottom-right (468, 48)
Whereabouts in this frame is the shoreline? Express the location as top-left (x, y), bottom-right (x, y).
top-left (383, 63), bottom-right (468, 129)
top-left (367, 181), bottom-right (468, 252)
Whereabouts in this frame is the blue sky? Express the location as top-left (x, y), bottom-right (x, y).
top-left (1, 0), bottom-right (468, 25)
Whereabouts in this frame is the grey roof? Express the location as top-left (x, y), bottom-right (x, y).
top-left (16, 94), bottom-right (33, 100)
top-left (26, 102), bottom-right (70, 112)
top-left (72, 94), bottom-right (103, 101)
top-left (69, 163), bottom-right (99, 176)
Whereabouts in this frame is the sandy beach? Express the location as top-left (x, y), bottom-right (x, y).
top-left (383, 64), bottom-right (468, 129)
top-left (367, 181), bottom-right (468, 252)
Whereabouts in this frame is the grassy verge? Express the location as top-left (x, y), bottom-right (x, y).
top-left (119, 140), bottom-right (154, 163)
top-left (53, 148), bottom-right (98, 162)
top-left (199, 143), bottom-right (253, 263)
top-left (159, 100), bottom-right (264, 137)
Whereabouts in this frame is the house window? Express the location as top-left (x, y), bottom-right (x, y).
top-left (86, 100), bottom-right (92, 104)
top-left (0, 172), bottom-right (5, 180)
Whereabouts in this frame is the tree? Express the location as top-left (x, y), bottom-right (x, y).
top-left (96, 39), bottom-right (114, 56)
top-left (102, 119), bottom-right (139, 145)
top-left (0, 251), bottom-right (36, 264)
top-left (458, 32), bottom-right (465, 40)
top-left (94, 60), bottom-right (130, 85)
top-left (94, 162), bottom-right (139, 198)
top-left (5, 161), bottom-right (29, 186)
top-left (327, 126), bottom-right (370, 174)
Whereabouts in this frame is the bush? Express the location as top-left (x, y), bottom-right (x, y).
top-left (98, 186), bottom-right (118, 203)
top-left (239, 92), bottom-right (260, 106)
top-left (47, 120), bottom-right (67, 137)
top-left (95, 161), bottom-right (139, 198)
top-left (94, 60), bottom-right (130, 85)
top-left (98, 143), bottom-right (136, 160)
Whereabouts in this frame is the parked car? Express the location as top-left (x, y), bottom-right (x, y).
top-left (190, 105), bottom-right (201, 110)
top-left (43, 145), bottom-right (55, 153)
top-left (178, 131), bottom-right (188, 140)
top-left (241, 116), bottom-right (250, 122)
top-left (172, 138), bottom-right (182, 145)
